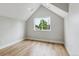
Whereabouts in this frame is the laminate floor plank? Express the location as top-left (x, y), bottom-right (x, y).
top-left (0, 40), bottom-right (69, 56)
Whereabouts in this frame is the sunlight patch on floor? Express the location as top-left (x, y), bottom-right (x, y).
top-left (31, 44), bottom-right (57, 56)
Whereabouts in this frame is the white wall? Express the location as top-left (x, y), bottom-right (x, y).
top-left (65, 3), bottom-right (79, 56)
top-left (0, 16), bottom-right (24, 49)
top-left (0, 3), bottom-right (41, 49)
top-left (25, 6), bottom-right (64, 43)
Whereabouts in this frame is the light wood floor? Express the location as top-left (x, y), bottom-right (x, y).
top-left (0, 40), bottom-right (69, 56)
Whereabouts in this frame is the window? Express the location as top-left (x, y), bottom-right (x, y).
top-left (34, 17), bottom-right (51, 31)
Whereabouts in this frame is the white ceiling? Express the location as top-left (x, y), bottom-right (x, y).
top-left (42, 3), bottom-right (68, 18)
top-left (0, 3), bottom-right (40, 20)
top-left (0, 3), bottom-right (68, 21)
top-left (52, 3), bottom-right (69, 12)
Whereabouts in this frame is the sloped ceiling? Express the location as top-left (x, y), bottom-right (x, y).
top-left (52, 3), bottom-right (69, 12)
top-left (0, 3), bottom-right (68, 21)
top-left (0, 3), bottom-right (40, 20)
top-left (42, 3), bottom-right (68, 18)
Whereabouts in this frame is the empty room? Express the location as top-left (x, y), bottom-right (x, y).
top-left (0, 3), bottom-right (79, 56)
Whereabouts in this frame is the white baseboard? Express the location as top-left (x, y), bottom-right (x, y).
top-left (24, 36), bottom-right (64, 44)
top-left (65, 45), bottom-right (71, 56)
top-left (0, 39), bottom-right (23, 49)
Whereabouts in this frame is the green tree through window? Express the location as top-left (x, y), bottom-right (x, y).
top-left (35, 18), bottom-right (48, 30)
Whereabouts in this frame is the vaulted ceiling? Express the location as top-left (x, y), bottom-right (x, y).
top-left (0, 3), bottom-right (68, 21)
